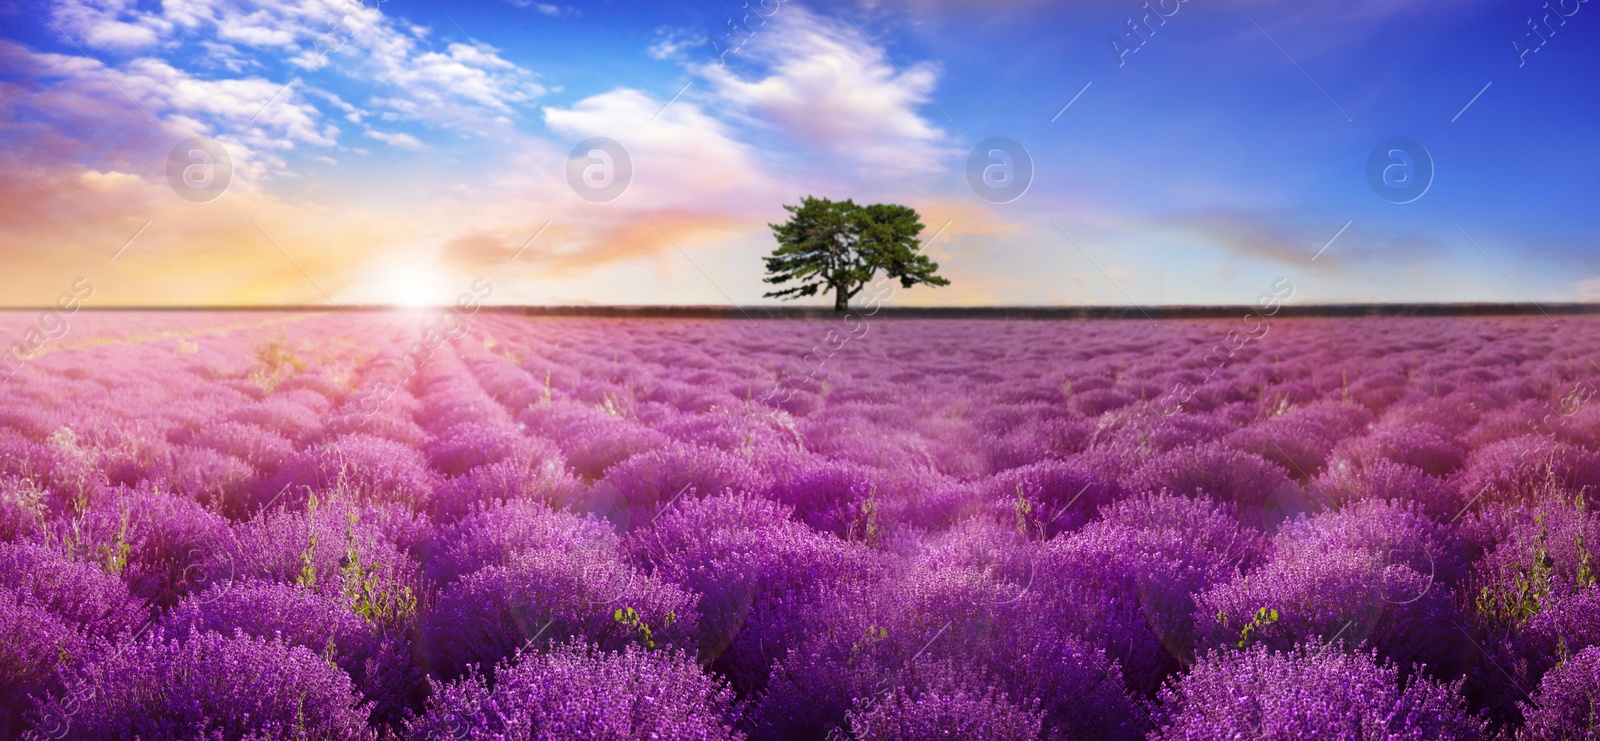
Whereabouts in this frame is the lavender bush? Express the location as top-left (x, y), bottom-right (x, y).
top-left (411, 641), bottom-right (743, 740)
top-left (1152, 645), bottom-right (1486, 740)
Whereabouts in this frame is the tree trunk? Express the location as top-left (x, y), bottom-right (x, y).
top-left (834, 281), bottom-right (848, 312)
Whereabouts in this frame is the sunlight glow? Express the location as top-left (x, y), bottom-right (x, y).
top-left (372, 262), bottom-right (448, 308)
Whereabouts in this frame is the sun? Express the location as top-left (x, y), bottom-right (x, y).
top-left (371, 262), bottom-right (448, 308)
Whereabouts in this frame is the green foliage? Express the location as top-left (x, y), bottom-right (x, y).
top-left (1222, 607), bottom-right (1281, 649)
top-left (1477, 512), bottom-right (1554, 628)
top-left (339, 510), bottom-right (416, 626)
top-left (296, 495), bottom-right (320, 591)
top-left (1577, 493), bottom-right (1595, 590)
top-left (847, 624), bottom-right (889, 667)
top-left (101, 507), bottom-right (131, 577)
top-left (321, 634), bottom-right (340, 672)
top-left (762, 196), bottom-right (950, 311)
top-left (53, 504), bottom-right (135, 575)
top-left (249, 334), bottom-right (304, 393)
top-left (847, 489), bottom-right (881, 548)
top-left (613, 606), bottom-right (675, 649)
top-left (1013, 486), bottom-right (1034, 539)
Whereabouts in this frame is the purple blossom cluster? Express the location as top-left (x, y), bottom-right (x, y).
top-left (0, 312), bottom-right (1597, 738)
top-left (1152, 644), bottom-right (1486, 739)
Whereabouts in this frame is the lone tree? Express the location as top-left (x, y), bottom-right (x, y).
top-left (762, 196), bottom-right (950, 311)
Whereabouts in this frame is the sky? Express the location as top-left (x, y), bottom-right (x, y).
top-left (0, 0), bottom-right (1596, 308)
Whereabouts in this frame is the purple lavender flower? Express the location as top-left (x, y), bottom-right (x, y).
top-left (427, 499), bottom-right (620, 585)
top-left (162, 579), bottom-right (423, 730)
top-left (844, 661), bottom-right (1044, 741)
top-left (411, 641), bottom-right (743, 740)
top-left (1520, 644), bottom-right (1600, 741)
top-left (0, 586), bottom-right (103, 736)
top-left (28, 628), bottom-right (376, 740)
top-left (1152, 644), bottom-right (1486, 740)
top-left (271, 433), bottom-right (442, 510)
top-left (1198, 501), bottom-right (1470, 677)
top-left (0, 542), bottom-right (147, 637)
top-left (632, 494), bottom-right (885, 694)
top-left (423, 538), bottom-right (698, 679)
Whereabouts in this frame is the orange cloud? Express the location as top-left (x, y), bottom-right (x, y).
top-left (444, 210), bottom-right (751, 278)
top-left (1155, 208), bottom-right (1452, 271)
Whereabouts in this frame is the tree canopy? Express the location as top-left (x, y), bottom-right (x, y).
top-left (762, 196), bottom-right (950, 311)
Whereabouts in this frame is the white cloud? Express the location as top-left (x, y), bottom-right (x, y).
top-left (197, 40), bottom-right (258, 73)
top-left (305, 86), bottom-right (362, 122)
top-left (1575, 275), bottom-right (1600, 301)
top-left (365, 127), bottom-right (424, 150)
top-left (506, 0), bottom-right (572, 16)
top-left (648, 27), bottom-right (706, 61)
top-left (694, 7), bottom-right (954, 179)
top-left (50, 0), bottom-right (546, 135)
top-left (51, 0), bottom-right (169, 52)
top-left (214, 9), bottom-right (301, 48)
top-left (136, 61), bottom-right (332, 144)
top-left (387, 42), bottom-right (543, 114)
top-left (542, 87), bottom-right (777, 209)
top-left (26, 47), bottom-right (332, 184)
top-left (412, 88), bottom-right (791, 278)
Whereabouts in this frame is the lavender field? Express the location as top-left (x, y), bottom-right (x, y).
top-left (3, 310), bottom-right (1600, 740)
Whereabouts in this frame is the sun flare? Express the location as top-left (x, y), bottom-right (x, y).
top-left (371, 262), bottom-right (448, 308)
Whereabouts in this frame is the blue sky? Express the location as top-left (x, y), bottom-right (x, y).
top-left (0, 0), bottom-right (1596, 307)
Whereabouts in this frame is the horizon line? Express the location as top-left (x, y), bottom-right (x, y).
top-left (2, 302), bottom-right (1597, 319)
